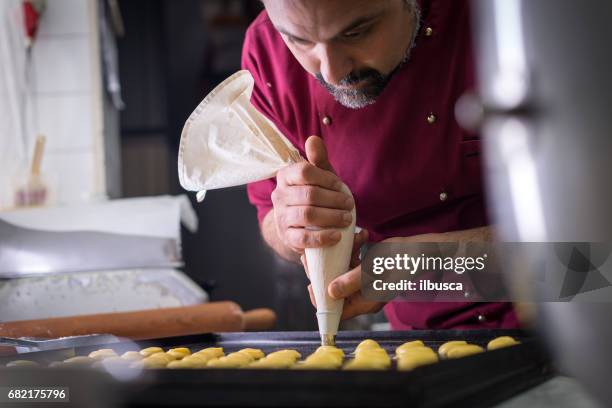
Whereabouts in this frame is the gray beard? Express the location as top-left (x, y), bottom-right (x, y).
top-left (316, 6), bottom-right (421, 110)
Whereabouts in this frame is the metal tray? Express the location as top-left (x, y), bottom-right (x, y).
top-left (0, 330), bottom-right (553, 408)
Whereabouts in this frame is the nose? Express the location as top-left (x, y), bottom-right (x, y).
top-left (316, 43), bottom-right (352, 86)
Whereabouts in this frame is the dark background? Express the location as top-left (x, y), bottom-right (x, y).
top-left (116, 0), bottom-right (317, 331)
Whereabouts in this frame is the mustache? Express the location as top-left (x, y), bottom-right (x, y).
top-left (316, 69), bottom-right (386, 88)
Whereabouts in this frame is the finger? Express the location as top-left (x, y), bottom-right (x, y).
top-left (305, 135), bottom-right (334, 173)
top-left (328, 266), bottom-right (361, 300)
top-left (285, 206), bottom-right (352, 229)
top-left (353, 229), bottom-right (369, 248)
top-left (350, 230), bottom-right (369, 265)
top-left (341, 294), bottom-right (384, 320)
top-left (307, 284), bottom-right (317, 308)
top-left (285, 228), bottom-right (341, 250)
top-left (281, 161), bottom-right (342, 191)
top-left (283, 185), bottom-right (353, 210)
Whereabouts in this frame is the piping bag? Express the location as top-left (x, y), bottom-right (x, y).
top-left (178, 70), bottom-right (356, 345)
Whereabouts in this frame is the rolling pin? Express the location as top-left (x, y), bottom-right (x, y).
top-left (243, 308), bottom-right (277, 331)
top-left (0, 302), bottom-right (244, 340)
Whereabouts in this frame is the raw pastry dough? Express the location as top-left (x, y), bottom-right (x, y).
top-left (121, 351), bottom-right (144, 361)
top-left (208, 352), bottom-right (253, 368)
top-left (397, 352), bottom-right (438, 371)
top-left (395, 340), bottom-right (425, 355)
top-left (247, 349), bottom-right (301, 369)
top-left (438, 341), bottom-right (467, 358)
top-left (195, 347), bottom-right (224, 358)
top-left (355, 339), bottom-right (381, 351)
top-left (487, 336), bottom-right (520, 351)
top-left (446, 344), bottom-right (484, 359)
top-left (61, 356), bottom-right (96, 367)
top-left (88, 349), bottom-right (117, 360)
top-left (238, 348), bottom-right (265, 360)
top-left (5, 360), bottom-right (39, 368)
top-left (266, 349), bottom-right (301, 362)
top-left (315, 346), bottom-right (345, 359)
top-left (346, 344), bottom-right (391, 370)
top-left (343, 359), bottom-right (388, 370)
top-left (167, 347), bottom-right (191, 359)
top-left (139, 347), bottom-right (164, 357)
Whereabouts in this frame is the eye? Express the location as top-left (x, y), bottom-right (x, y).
top-left (341, 25), bottom-right (371, 41)
top-left (287, 35), bottom-right (312, 46)
top-left (342, 30), bottom-right (364, 39)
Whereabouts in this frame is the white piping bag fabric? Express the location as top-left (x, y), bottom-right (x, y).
top-left (178, 70), bottom-right (302, 201)
top-left (177, 70), bottom-right (356, 338)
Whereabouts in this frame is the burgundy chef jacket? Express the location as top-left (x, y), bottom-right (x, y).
top-left (241, 0), bottom-right (519, 330)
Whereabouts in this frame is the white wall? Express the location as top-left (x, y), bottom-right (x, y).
top-left (0, 0), bottom-right (106, 208)
top-left (33, 0), bottom-right (106, 204)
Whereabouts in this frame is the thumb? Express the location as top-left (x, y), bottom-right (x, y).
top-left (305, 135), bottom-right (334, 173)
top-left (328, 266), bottom-right (361, 300)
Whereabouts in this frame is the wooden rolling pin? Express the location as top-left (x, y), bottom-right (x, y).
top-left (0, 302), bottom-right (244, 340)
top-left (243, 308), bottom-right (277, 331)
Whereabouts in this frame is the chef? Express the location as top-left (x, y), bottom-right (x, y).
top-left (242, 0), bottom-right (519, 329)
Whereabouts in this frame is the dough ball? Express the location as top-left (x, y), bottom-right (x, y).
top-left (487, 336), bottom-right (520, 351)
top-left (266, 350), bottom-right (301, 362)
top-left (293, 357), bottom-right (339, 370)
top-left (247, 358), bottom-right (293, 369)
top-left (396, 346), bottom-right (436, 358)
top-left (207, 356), bottom-right (246, 369)
top-left (355, 339), bottom-right (381, 352)
top-left (395, 340), bottom-right (425, 355)
top-left (438, 341), bottom-right (467, 358)
top-left (195, 347), bottom-right (224, 358)
top-left (5, 360), bottom-right (39, 368)
top-left (397, 352), bottom-right (439, 371)
top-left (139, 354), bottom-right (173, 369)
top-left (62, 356), bottom-right (96, 367)
top-left (167, 347), bottom-right (191, 359)
top-left (343, 359), bottom-right (388, 371)
top-left (446, 344), bottom-right (484, 359)
top-left (183, 354), bottom-right (214, 365)
top-left (315, 346), bottom-right (345, 359)
top-left (121, 351), bottom-right (144, 361)
top-left (94, 357), bottom-right (131, 370)
top-left (139, 347), bottom-right (164, 357)
top-left (238, 348), bottom-right (265, 360)
top-left (88, 349), bottom-right (118, 360)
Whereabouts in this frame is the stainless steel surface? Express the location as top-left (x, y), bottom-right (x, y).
top-left (0, 334), bottom-right (121, 352)
top-left (0, 219), bottom-right (181, 278)
top-left (471, 0), bottom-right (612, 405)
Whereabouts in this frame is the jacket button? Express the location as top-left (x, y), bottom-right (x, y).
top-left (424, 27), bottom-right (433, 37)
top-left (322, 116), bottom-right (332, 126)
top-left (427, 113), bottom-right (437, 124)
top-left (439, 191), bottom-right (448, 202)
top-left (477, 314), bottom-right (488, 323)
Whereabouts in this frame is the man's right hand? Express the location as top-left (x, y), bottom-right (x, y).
top-left (270, 135), bottom-right (355, 255)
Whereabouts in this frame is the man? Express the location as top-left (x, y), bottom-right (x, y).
top-left (242, 0), bottom-right (518, 329)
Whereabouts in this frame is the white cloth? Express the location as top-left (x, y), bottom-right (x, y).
top-left (0, 1), bottom-right (33, 208)
top-left (178, 70), bottom-right (302, 201)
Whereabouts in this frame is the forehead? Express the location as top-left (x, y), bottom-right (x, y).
top-left (264, 0), bottom-right (394, 40)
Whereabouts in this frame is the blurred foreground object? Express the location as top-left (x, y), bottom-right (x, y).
top-left (467, 0), bottom-right (612, 405)
top-left (0, 196), bottom-right (204, 321)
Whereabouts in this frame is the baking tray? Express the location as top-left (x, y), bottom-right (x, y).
top-left (0, 330), bottom-right (553, 408)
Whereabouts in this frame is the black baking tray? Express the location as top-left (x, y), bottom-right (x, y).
top-left (0, 330), bottom-right (553, 408)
